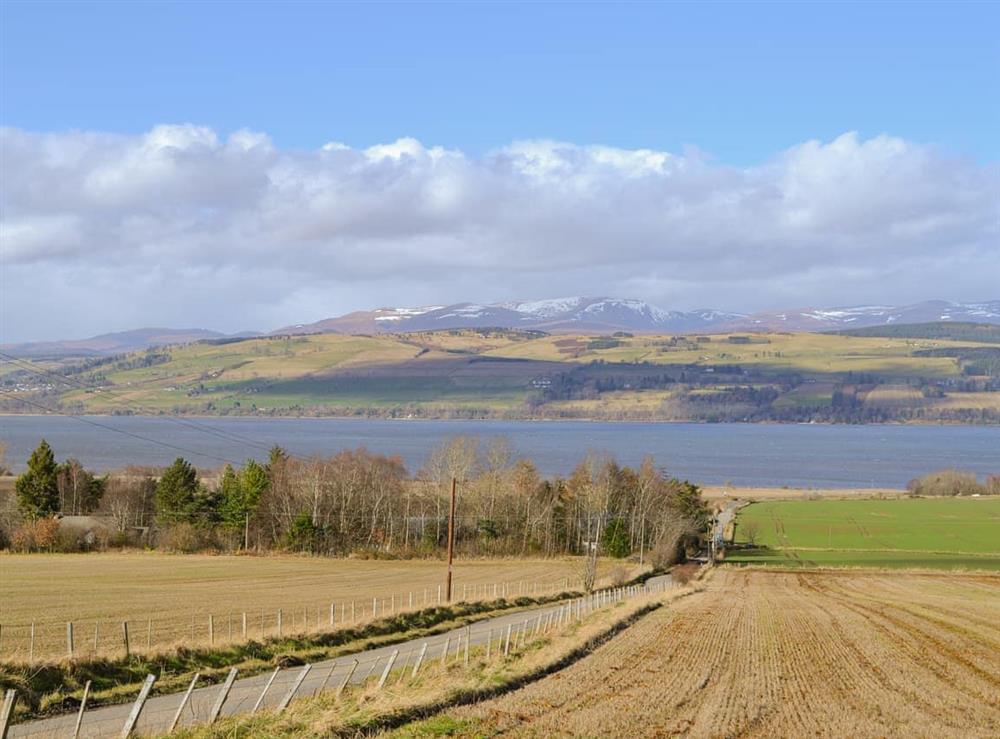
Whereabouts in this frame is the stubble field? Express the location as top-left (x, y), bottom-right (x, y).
top-left (422, 569), bottom-right (1000, 738)
top-left (0, 553), bottom-right (633, 661)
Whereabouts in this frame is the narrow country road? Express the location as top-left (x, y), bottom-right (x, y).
top-left (9, 576), bottom-right (672, 738)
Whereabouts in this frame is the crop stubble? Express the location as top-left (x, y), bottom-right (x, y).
top-left (449, 569), bottom-right (1000, 737)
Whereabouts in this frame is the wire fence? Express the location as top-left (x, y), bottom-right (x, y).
top-left (0, 575), bottom-right (587, 663)
top-left (3, 579), bottom-right (672, 739)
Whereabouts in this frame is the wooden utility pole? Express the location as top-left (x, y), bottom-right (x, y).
top-left (446, 477), bottom-right (457, 602)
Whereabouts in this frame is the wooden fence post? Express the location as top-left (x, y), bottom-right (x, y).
top-left (377, 650), bottom-right (398, 689)
top-left (464, 626), bottom-right (471, 665)
top-left (242, 612), bottom-right (248, 639)
top-left (208, 615), bottom-right (214, 646)
top-left (122, 621), bottom-right (130, 658)
top-left (146, 619), bottom-right (152, 650)
top-left (316, 661), bottom-right (338, 695)
top-left (29, 623), bottom-right (34, 662)
top-left (411, 642), bottom-right (428, 677)
top-left (440, 637), bottom-right (450, 666)
top-left (251, 667), bottom-right (280, 714)
top-left (93, 622), bottom-right (99, 653)
top-left (277, 609), bottom-right (282, 638)
top-left (337, 659), bottom-right (359, 697)
top-left (0, 690), bottom-right (17, 739)
top-left (207, 668), bottom-right (238, 724)
top-left (168, 673), bottom-right (200, 732)
top-left (278, 665), bottom-right (311, 712)
top-left (72, 680), bottom-right (91, 739)
top-left (503, 624), bottom-right (512, 656)
top-left (66, 622), bottom-right (74, 659)
top-left (485, 628), bottom-right (492, 659)
top-left (120, 674), bottom-right (155, 738)
top-left (329, 603), bottom-right (335, 627)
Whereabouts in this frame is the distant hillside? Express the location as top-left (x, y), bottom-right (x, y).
top-left (7, 298), bottom-right (999, 357)
top-left (6, 328), bottom-right (998, 425)
top-left (1, 328), bottom-right (239, 358)
top-left (831, 322), bottom-right (1000, 343)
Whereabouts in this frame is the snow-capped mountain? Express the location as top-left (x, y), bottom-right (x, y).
top-left (727, 300), bottom-right (1000, 332)
top-left (273, 298), bottom-right (1000, 336)
top-left (273, 297), bottom-right (748, 335)
top-left (11, 299), bottom-right (997, 357)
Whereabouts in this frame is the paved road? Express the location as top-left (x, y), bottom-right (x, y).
top-left (10, 577), bottom-right (672, 738)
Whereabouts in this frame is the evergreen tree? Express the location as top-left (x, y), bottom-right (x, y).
top-left (15, 439), bottom-right (59, 519)
top-left (155, 457), bottom-right (200, 524)
top-left (601, 517), bottom-right (631, 558)
top-left (219, 459), bottom-right (268, 532)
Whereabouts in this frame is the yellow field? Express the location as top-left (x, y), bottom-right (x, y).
top-left (443, 569), bottom-right (1000, 737)
top-left (0, 553), bottom-right (637, 661)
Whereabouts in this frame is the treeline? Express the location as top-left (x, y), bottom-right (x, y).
top-left (907, 469), bottom-right (1000, 497)
top-left (1, 438), bottom-right (707, 564)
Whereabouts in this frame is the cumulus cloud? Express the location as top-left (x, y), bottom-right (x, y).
top-left (0, 125), bottom-right (997, 341)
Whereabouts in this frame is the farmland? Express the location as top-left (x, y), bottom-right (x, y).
top-left (727, 497), bottom-right (1000, 569)
top-left (409, 569), bottom-right (1000, 737)
top-left (3, 328), bottom-right (999, 423)
top-left (0, 553), bottom-right (635, 661)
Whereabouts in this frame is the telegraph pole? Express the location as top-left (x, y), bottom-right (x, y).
top-left (446, 477), bottom-right (457, 602)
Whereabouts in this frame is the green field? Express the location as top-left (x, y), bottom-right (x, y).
top-left (727, 497), bottom-right (1000, 569)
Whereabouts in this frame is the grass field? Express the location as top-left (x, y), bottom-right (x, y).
top-left (727, 497), bottom-right (1000, 569)
top-left (0, 553), bottom-right (637, 661)
top-left (411, 569), bottom-right (1000, 737)
top-left (12, 328), bottom-right (994, 419)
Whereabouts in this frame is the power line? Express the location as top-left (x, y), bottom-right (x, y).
top-left (0, 351), bottom-right (296, 459)
top-left (0, 390), bottom-right (242, 466)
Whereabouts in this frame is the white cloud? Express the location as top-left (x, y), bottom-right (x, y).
top-left (0, 126), bottom-right (997, 341)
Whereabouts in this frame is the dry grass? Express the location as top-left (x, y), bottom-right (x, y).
top-left (433, 569), bottom-right (1000, 737)
top-left (169, 583), bottom-right (694, 738)
top-left (0, 553), bottom-right (639, 661)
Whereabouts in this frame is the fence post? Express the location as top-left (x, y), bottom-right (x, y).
top-left (72, 680), bottom-right (91, 739)
top-left (329, 603), bottom-right (335, 627)
top-left (93, 622), bottom-right (99, 653)
top-left (122, 621), bottom-right (130, 658)
top-left (243, 612), bottom-right (248, 639)
top-left (168, 673), bottom-right (200, 732)
top-left (29, 623), bottom-right (34, 662)
top-left (440, 637), bottom-right (451, 666)
top-left (337, 659), bottom-right (359, 697)
top-left (207, 668), bottom-right (238, 724)
top-left (485, 628), bottom-right (492, 659)
top-left (1, 690), bottom-right (17, 739)
top-left (316, 661), bottom-right (338, 695)
top-left (411, 642), bottom-right (428, 677)
top-left (504, 624), bottom-right (512, 656)
top-left (372, 596), bottom-right (378, 618)
top-left (277, 609), bottom-right (282, 638)
top-left (67, 622), bottom-right (74, 659)
top-left (377, 650), bottom-right (399, 689)
top-left (119, 674), bottom-right (155, 738)
top-left (464, 626), bottom-right (471, 665)
top-left (251, 667), bottom-right (281, 714)
top-left (437, 585), bottom-right (442, 603)
top-left (208, 615), bottom-right (214, 646)
top-left (278, 664), bottom-right (312, 712)
top-left (409, 591), bottom-right (413, 609)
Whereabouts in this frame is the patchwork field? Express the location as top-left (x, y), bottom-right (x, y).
top-left (5, 328), bottom-right (997, 422)
top-left (413, 569), bottom-right (1000, 737)
top-left (0, 553), bottom-right (634, 661)
top-left (726, 497), bottom-right (1000, 569)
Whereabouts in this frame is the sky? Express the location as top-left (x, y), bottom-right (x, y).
top-left (1, 1), bottom-right (998, 342)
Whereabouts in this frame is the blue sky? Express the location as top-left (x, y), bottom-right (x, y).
top-left (1, 1), bottom-right (998, 341)
top-left (3, 1), bottom-right (997, 163)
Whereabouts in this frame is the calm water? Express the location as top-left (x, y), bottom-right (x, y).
top-left (0, 416), bottom-right (996, 488)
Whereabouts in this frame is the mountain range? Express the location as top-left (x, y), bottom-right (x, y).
top-left (4, 298), bottom-right (999, 357)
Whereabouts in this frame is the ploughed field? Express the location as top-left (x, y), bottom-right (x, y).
top-left (727, 497), bottom-right (1000, 569)
top-left (0, 553), bottom-right (629, 662)
top-left (421, 569), bottom-right (1000, 738)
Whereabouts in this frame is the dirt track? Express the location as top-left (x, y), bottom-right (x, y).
top-left (446, 569), bottom-right (1000, 737)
